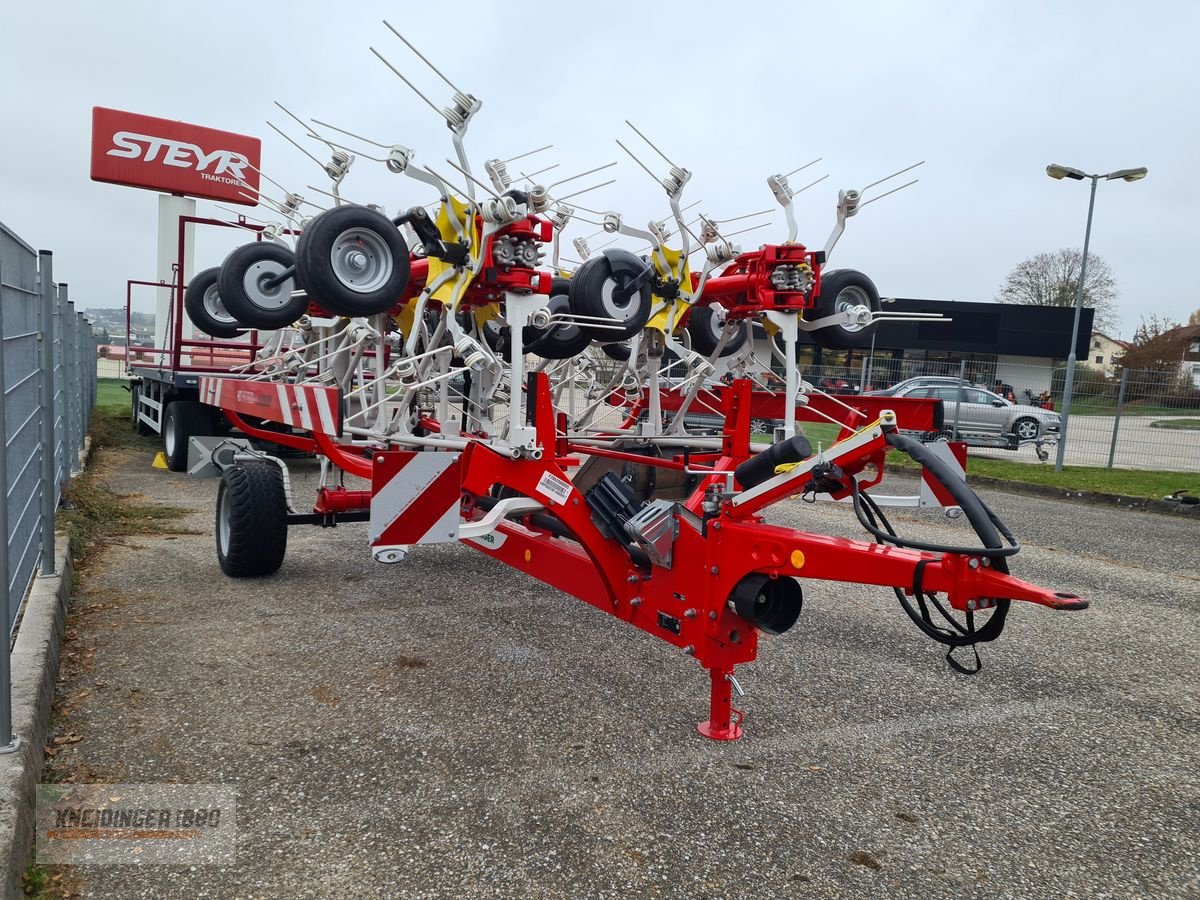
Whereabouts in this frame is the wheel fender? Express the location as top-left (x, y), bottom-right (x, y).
top-left (600, 248), bottom-right (653, 297)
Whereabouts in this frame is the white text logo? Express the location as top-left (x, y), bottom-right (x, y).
top-left (107, 131), bottom-right (250, 184)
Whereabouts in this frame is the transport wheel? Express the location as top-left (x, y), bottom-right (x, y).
top-left (1013, 417), bottom-right (1040, 441)
top-left (218, 242), bottom-right (309, 330)
top-left (810, 269), bottom-right (880, 350)
top-left (184, 266), bottom-right (243, 338)
top-left (527, 292), bottom-right (593, 360)
top-left (131, 382), bottom-right (153, 435)
top-left (686, 305), bottom-right (749, 357)
top-left (162, 400), bottom-right (214, 472)
top-left (600, 340), bottom-right (632, 361)
top-left (216, 463), bottom-right (288, 577)
top-left (568, 249), bottom-right (653, 341)
top-left (750, 418), bottom-right (774, 435)
top-left (295, 205), bottom-right (410, 317)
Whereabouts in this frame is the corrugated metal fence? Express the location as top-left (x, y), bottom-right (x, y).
top-left (1, 220), bottom-right (96, 750)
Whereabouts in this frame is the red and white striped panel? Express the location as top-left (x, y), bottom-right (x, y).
top-left (199, 377), bottom-right (342, 436)
top-left (369, 451), bottom-right (462, 549)
top-left (919, 441), bottom-right (968, 508)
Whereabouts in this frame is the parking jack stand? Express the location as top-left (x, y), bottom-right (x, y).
top-left (698, 667), bottom-right (743, 741)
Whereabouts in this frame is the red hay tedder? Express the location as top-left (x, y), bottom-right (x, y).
top-left (129, 23), bottom-right (1086, 740)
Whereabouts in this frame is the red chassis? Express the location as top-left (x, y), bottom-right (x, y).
top-left (200, 375), bottom-right (1086, 741)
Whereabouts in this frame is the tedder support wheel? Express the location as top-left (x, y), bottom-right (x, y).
top-left (686, 304), bottom-right (749, 357)
top-left (184, 266), bottom-right (243, 338)
top-left (568, 248), bottom-right (653, 341)
top-left (162, 400), bottom-right (214, 472)
top-left (216, 463), bottom-right (288, 577)
top-left (810, 269), bottom-right (881, 350)
top-left (526, 285), bottom-right (592, 360)
top-left (217, 242), bottom-right (309, 330)
top-left (295, 205), bottom-right (411, 317)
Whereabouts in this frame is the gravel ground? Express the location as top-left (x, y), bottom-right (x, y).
top-left (47, 447), bottom-right (1199, 899)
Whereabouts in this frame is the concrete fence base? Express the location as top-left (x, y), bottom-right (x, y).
top-left (0, 536), bottom-right (73, 899)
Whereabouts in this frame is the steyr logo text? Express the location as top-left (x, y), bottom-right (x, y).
top-left (107, 131), bottom-right (250, 184)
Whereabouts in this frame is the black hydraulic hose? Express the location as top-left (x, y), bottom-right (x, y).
top-left (855, 432), bottom-right (1021, 560)
top-left (852, 433), bottom-right (1016, 657)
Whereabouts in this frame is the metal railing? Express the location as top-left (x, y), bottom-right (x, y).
top-left (1, 221), bottom-right (97, 751)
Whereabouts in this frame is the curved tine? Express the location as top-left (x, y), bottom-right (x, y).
top-left (861, 161), bottom-right (925, 193)
top-left (382, 21), bottom-right (461, 92)
top-left (555, 180), bottom-right (615, 203)
top-left (275, 101), bottom-right (337, 154)
top-left (784, 157), bottom-right (822, 178)
top-left (625, 120), bottom-right (677, 167)
top-left (369, 46), bottom-right (442, 116)
top-left (267, 121), bottom-right (330, 173)
top-left (311, 117), bottom-right (391, 150)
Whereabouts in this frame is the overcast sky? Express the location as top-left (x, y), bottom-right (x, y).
top-left (2, 0), bottom-right (1196, 338)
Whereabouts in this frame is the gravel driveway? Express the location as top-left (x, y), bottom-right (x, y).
top-left (47, 447), bottom-right (1200, 898)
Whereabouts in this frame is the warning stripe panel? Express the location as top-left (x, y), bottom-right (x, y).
top-left (370, 451), bottom-right (462, 547)
top-left (919, 441), bottom-right (968, 508)
top-left (197, 377), bottom-right (342, 436)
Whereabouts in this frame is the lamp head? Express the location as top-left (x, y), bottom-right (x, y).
top-left (1106, 167), bottom-right (1148, 182)
top-left (1046, 164), bottom-right (1087, 181)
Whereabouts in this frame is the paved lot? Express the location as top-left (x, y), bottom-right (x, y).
top-left (49, 447), bottom-right (1199, 898)
top-left (968, 414), bottom-right (1200, 472)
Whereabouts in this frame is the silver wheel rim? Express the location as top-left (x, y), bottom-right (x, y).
top-left (707, 307), bottom-right (727, 340)
top-left (241, 259), bottom-right (294, 311)
top-left (599, 276), bottom-right (637, 321)
top-left (164, 412), bottom-right (176, 457)
top-left (833, 285), bottom-right (870, 334)
top-left (1017, 420), bottom-right (1038, 440)
top-left (202, 283), bottom-right (237, 324)
top-left (330, 227), bottom-right (393, 293)
top-left (218, 486), bottom-right (231, 555)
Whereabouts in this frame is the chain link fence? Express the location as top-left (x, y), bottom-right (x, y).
top-left (2, 220), bottom-right (97, 750)
top-left (791, 354), bottom-right (1200, 472)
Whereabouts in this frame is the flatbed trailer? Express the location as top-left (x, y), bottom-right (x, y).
top-left (125, 216), bottom-right (285, 470)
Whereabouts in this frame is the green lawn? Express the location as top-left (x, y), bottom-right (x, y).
top-left (887, 450), bottom-right (1196, 500)
top-left (1150, 418), bottom-right (1200, 431)
top-left (1067, 396), bottom-right (1198, 417)
top-left (96, 377), bottom-right (130, 410)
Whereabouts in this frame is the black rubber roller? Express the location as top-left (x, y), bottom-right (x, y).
top-left (734, 434), bottom-right (813, 489)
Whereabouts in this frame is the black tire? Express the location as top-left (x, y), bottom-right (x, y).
top-left (216, 464), bottom-right (288, 577)
top-left (527, 293), bottom-right (592, 360)
top-left (295, 205), bottom-right (410, 317)
top-left (601, 340), bottom-right (632, 361)
top-left (131, 382), bottom-right (153, 435)
top-left (568, 249), bottom-right (653, 341)
top-left (810, 269), bottom-right (880, 350)
top-left (184, 266), bottom-right (243, 338)
top-left (162, 400), bottom-right (214, 472)
top-left (686, 305), bottom-right (749, 357)
top-left (218, 242), bottom-right (309, 329)
top-left (1012, 417), bottom-right (1041, 442)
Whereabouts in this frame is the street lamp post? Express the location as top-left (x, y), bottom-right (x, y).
top-left (1045, 163), bottom-right (1147, 471)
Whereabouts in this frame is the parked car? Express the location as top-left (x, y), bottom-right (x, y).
top-left (892, 384), bottom-right (1060, 443)
top-left (863, 375), bottom-right (972, 397)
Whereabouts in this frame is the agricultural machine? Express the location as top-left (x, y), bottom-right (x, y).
top-left (168, 24), bottom-right (1086, 740)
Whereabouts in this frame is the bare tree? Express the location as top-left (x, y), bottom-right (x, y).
top-left (1117, 314), bottom-right (1187, 372)
top-left (995, 248), bottom-right (1118, 333)
top-left (1188, 308), bottom-right (1200, 327)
